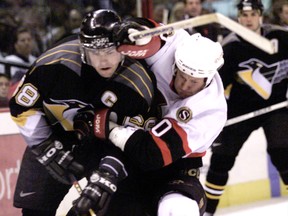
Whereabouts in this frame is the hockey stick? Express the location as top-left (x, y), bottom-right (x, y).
top-left (69, 175), bottom-right (97, 216)
top-left (129, 13), bottom-right (276, 54)
top-left (225, 101), bottom-right (288, 126)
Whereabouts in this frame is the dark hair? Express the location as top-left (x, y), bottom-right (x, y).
top-left (272, 0), bottom-right (288, 25)
top-left (184, 0), bottom-right (205, 4)
top-left (12, 26), bottom-right (32, 44)
top-left (237, 0), bottom-right (264, 14)
top-left (0, 73), bottom-right (11, 80)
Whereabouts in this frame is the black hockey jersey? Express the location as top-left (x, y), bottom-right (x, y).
top-left (9, 39), bottom-right (157, 147)
top-left (220, 24), bottom-right (288, 118)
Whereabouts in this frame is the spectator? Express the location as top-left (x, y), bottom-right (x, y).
top-left (153, 3), bottom-right (169, 24)
top-left (4, 27), bottom-right (36, 83)
top-left (204, 0), bottom-right (288, 215)
top-left (68, 8), bottom-right (83, 34)
top-left (0, 52), bottom-right (5, 74)
top-left (44, 0), bottom-right (70, 47)
top-left (110, 0), bottom-right (137, 18)
top-left (0, 74), bottom-right (11, 107)
top-left (183, 0), bottom-right (220, 42)
top-left (56, 8), bottom-right (84, 42)
top-left (0, 9), bottom-right (18, 58)
top-left (271, 0), bottom-right (288, 29)
top-left (96, 0), bottom-right (113, 9)
top-left (84, 5), bottom-right (95, 14)
top-left (169, 1), bottom-right (185, 23)
top-left (17, 6), bottom-right (50, 56)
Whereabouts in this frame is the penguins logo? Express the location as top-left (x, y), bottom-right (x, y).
top-left (176, 107), bottom-right (192, 123)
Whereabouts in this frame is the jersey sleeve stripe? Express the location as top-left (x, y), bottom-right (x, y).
top-left (150, 131), bottom-right (173, 166)
top-left (170, 119), bottom-right (191, 155)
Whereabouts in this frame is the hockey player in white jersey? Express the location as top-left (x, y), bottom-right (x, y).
top-left (112, 32), bottom-right (227, 216)
top-left (81, 21), bottom-right (227, 215)
top-left (110, 30), bottom-right (227, 175)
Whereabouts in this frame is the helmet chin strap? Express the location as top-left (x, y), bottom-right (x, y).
top-left (172, 63), bottom-right (177, 76)
top-left (79, 46), bottom-right (87, 64)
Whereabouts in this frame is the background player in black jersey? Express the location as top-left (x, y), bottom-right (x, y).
top-left (203, 1), bottom-right (288, 215)
top-left (9, 9), bottom-right (158, 216)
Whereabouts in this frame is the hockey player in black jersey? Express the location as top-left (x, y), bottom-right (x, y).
top-left (68, 15), bottom-right (227, 215)
top-left (10, 10), bottom-right (158, 216)
top-left (203, 1), bottom-right (288, 215)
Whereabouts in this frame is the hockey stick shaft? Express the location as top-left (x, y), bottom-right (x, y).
top-left (131, 13), bottom-right (217, 40)
top-left (130, 13), bottom-right (276, 54)
top-left (216, 13), bottom-right (276, 54)
top-left (225, 101), bottom-right (288, 126)
top-left (70, 175), bottom-right (97, 216)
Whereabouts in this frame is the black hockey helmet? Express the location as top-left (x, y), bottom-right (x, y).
top-left (237, 0), bottom-right (264, 14)
top-left (79, 9), bottom-right (121, 64)
top-left (79, 9), bottom-right (121, 49)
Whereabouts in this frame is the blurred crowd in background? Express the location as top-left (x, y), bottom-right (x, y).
top-left (0, 0), bottom-right (287, 108)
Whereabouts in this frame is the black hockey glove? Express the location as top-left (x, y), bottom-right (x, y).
top-left (72, 156), bottom-right (128, 215)
top-left (73, 108), bottom-right (118, 141)
top-left (31, 138), bottom-right (84, 185)
top-left (114, 19), bottom-right (161, 59)
top-left (113, 21), bottom-right (150, 45)
top-left (73, 108), bottom-right (95, 141)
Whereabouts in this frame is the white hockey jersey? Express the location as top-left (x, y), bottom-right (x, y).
top-left (109, 29), bottom-right (227, 170)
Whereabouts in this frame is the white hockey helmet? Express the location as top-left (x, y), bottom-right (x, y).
top-left (175, 33), bottom-right (224, 86)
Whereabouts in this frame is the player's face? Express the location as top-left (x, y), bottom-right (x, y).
top-left (86, 47), bottom-right (123, 78)
top-left (174, 69), bottom-right (206, 98)
top-left (0, 76), bottom-right (10, 98)
top-left (238, 10), bottom-right (262, 34)
top-left (185, 0), bottom-right (202, 17)
top-left (280, 4), bottom-right (288, 25)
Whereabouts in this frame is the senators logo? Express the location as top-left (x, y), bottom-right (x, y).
top-left (176, 107), bottom-right (192, 123)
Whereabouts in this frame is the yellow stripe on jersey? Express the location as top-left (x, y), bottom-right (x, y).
top-left (114, 59), bottom-right (154, 107)
top-left (126, 64), bottom-right (153, 98)
top-left (134, 61), bottom-right (153, 82)
top-left (238, 70), bottom-right (270, 99)
top-left (205, 193), bottom-right (221, 200)
top-left (29, 40), bottom-right (82, 76)
top-left (205, 181), bottom-right (226, 190)
top-left (11, 109), bottom-right (39, 127)
top-left (36, 50), bottom-right (81, 64)
top-left (43, 102), bottom-right (74, 131)
top-left (44, 57), bottom-right (81, 67)
top-left (224, 83), bottom-right (233, 99)
top-left (45, 42), bottom-right (80, 52)
top-left (117, 73), bottom-right (145, 98)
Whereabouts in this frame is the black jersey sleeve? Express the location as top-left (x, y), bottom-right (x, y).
top-left (115, 118), bottom-right (203, 171)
